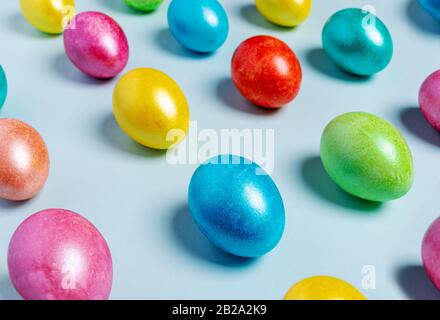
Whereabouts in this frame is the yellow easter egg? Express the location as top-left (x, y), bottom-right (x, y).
top-left (284, 276), bottom-right (367, 300)
top-left (113, 68), bottom-right (190, 150)
top-left (255, 0), bottom-right (312, 27)
top-left (19, 0), bottom-right (75, 34)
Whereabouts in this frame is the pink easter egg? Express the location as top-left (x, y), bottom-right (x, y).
top-left (422, 217), bottom-right (440, 291)
top-left (63, 11), bottom-right (129, 79)
top-left (8, 209), bottom-right (113, 300)
top-left (419, 70), bottom-right (440, 132)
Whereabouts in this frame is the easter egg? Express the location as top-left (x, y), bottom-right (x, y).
top-left (320, 112), bottom-right (413, 202)
top-left (19, 0), bottom-right (75, 34)
top-left (0, 119), bottom-right (50, 201)
top-left (284, 276), bottom-right (367, 300)
top-left (8, 209), bottom-right (113, 300)
top-left (231, 35), bottom-right (302, 108)
top-left (188, 155), bottom-right (285, 258)
top-left (113, 68), bottom-right (190, 150)
top-left (422, 217), bottom-right (440, 290)
top-left (124, 0), bottom-right (163, 11)
top-left (255, 0), bottom-right (312, 27)
top-left (0, 65), bottom-right (7, 110)
top-left (167, 0), bottom-right (229, 53)
top-left (420, 0), bottom-right (440, 20)
top-left (64, 12), bottom-right (129, 79)
top-left (419, 70), bottom-right (440, 132)
top-left (322, 8), bottom-right (393, 76)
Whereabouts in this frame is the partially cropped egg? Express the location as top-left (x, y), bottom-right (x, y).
top-left (0, 65), bottom-right (7, 110)
top-left (124, 0), bottom-right (164, 11)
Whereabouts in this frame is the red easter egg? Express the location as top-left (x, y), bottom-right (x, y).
top-left (231, 35), bottom-right (302, 108)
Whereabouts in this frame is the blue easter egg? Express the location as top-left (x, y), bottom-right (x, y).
top-left (188, 155), bottom-right (285, 258)
top-left (0, 65), bottom-right (7, 110)
top-left (167, 0), bottom-right (229, 53)
top-left (420, 0), bottom-right (440, 20)
top-left (322, 8), bottom-right (393, 76)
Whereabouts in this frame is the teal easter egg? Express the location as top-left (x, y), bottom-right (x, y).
top-left (320, 112), bottom-right (413, 202)
top-left (188, 155), bottom-right (285, 258)
top-left (322, 8), bottom-right (393, 76)
top-left (0, 65), bottom-right (7, 110)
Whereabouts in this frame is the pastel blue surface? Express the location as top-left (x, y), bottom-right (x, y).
top-left (189, 155), bottom-right (285, 258)
top-left (420, 0), bottom-right (440, 20)
top-left (167, 0), bottom-right (229, 53)
top-left (0, 0), bottom-right (440, 300)
top-left (322, 8), bottom-right (394, 76)
top-left (0, 65), bottom-right (7, 109)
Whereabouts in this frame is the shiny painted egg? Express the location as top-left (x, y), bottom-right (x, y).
top-left (231, 35), bottom-right (302, 108)
top-left (284, 276), bottom-right (367, 300)
top-left (0, 65), bottom-right (7, 109)
top-left (320, 112), bottom-right (413, 202)
top-left (64, 12), bottom-right (129, 79)
top-left (19, 0), bottom-right (75, 34)
top-left (188, 155), bottom-right (285, 258)
top-left (255, 0), bottom-right (312, 27)
top-left (124, 0), bottom-right (164, 11)
top-left (422, 217), bottom-right (440, 290)
top-left (322, 8), bottom-right (393, 76)
top-left (0, 119), bottom-right (50, 201)
top-left (419, 70), bottom-right (440, 132)
top-left (8, 209), bottom-right (113, 300)
top-left (420, 0), bottom-right (440, 20)
top-left (167, 0), bottom-right (229, 53)
top-left (113, 68), bottom-right (190, 150)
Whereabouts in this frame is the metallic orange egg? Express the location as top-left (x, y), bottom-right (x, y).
top-left (0, 119), bottom-right (50, 201)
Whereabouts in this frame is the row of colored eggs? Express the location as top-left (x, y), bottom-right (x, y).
top-left (0, 0), bottom-right (439, 299)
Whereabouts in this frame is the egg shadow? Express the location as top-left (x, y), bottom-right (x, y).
top-left (406, 0), bottom-right (440, 34)
top-left (0, 276), bottom-right (21, 300)
top-left (239, 4), bottom-right (294, 32)
top-left (7, 13), bottom-right (58, 39)
top-left (399, 106), bottom-right (440, 147)
top-left (306, 48), bottom-right (372, 83)
top-left (396, 265), bottom-right (440, 300)
top-left (300, 156), bottom-right (383, 212)
top-left (216, 77), bottom-right (282, 115)
top-left (171, 204), bottom-right (258, 267)
top-left (0, 198), bottom-right (29, 212)
top-left (154, 28), bottom-right (215, 59)
top-left (99, 113), bottom-right (166, 157)
top-left (99, 0), bottom-right (156, 15)
top-left (52, 53), bottom-right (115, 85)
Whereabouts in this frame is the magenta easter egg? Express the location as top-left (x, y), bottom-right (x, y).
top-left (8, 209), bottom-right (113, 300)
top-left (63, 11), bottom-right (129, 79)
top-left (422, 217), bottom-right (440, 290)
top-left (419, 70), bottom-right (440, 132)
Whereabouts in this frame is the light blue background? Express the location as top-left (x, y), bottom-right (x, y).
top-left (0, 0), bottom-right (440, 300)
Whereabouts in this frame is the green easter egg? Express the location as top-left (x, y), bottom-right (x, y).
top-left (124, 0), bottom-right (163, 11)
top-left (320, 112), bottom-right (413, 202)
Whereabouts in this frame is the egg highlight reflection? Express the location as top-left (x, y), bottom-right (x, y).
top-left (113, 68), bottom-right (190, 150)
top-left (284, 276), bottom-right (367, 300)
top-left (20, 0), bottom-right (75, 34)
top-left (64, 12), bottom-right (129, 79)
top-left (167, 0), bottom-right (229, 53)
top-left (320, 112), bottom-right (413, 202)
top-left (322, 8), bottom-right (393, 76)
top-left (0, 119), bottom-right (50, 201)
top-left (8, 209), bottom-right (113, 300)
top-left (255, 0), bottom-right (312, 27)
top-left (422, 217), bottom-right (440, 291)
top-left (0, 65), bottom-right (7, 109)
top-left (188, 155), bottom-right (285, 258)
top-left (419, 70), bottom-right (440, 132)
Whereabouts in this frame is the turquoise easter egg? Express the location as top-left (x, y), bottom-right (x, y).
top-left (0, 65), bottom-right (7, 110)
top-left (188, 155), bottom-right (285, 258)
top-left (322, 8), bottom-right (393, 76)
top-left (320, 112), bottom-right (413, 202)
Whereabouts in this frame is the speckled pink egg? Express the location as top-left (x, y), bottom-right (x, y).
top-left (422, 217), bottom-right (440, 291)
top-left (0, 119), bottom-right (49, 201)
top-left (63, 11), bottom-right (129, 79)
top-left (419, 70), bottom-right (440, 132)
top-left (8, 209), bottom-right (113, 300)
